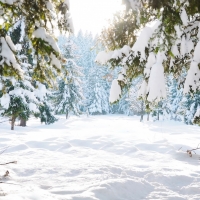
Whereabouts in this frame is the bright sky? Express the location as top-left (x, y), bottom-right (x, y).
top-left (70, 0), bottom-right (124, 35)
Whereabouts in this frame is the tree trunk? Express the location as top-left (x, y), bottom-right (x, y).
top-left (66, 110), bottom-right (68, 119)
top-left (157, 110), bottom-right (159, 121)
top-left (147, 113), bottom-right (149, 121)
top-left (140, 101), bottom-right (144, 122)
top-left (11, 116), bottom-right (16, 130)
top-left (19, 118), bottom-right (26, 127)
top-left (140, 113), bottom-right (143, 122)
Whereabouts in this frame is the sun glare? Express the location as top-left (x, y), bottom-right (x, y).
top-left (70, 0), bottom-right (124, 35)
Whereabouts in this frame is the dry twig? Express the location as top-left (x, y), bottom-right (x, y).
top-left (0, 161), bottom-right (17, 165)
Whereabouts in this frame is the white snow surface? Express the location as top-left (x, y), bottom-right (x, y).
top-left (50, 53), bottom-right (61, 70)
top-left (180, 36), bottom-right (186, 56)
top-left (96, 46), bottom-right (131, 65)
top-left (34, 83), bottom-right (47, 101)
top-left (64, 0), bottom-right (70, 8)
top-left (5, 36), bottom-right (16, 52)
top-left (0, 115), bottom-right (200, 199)
top-left (46, 1), bottom-right (54, 11)
top-left (194, 107), bottom-right (200, 118)
top-left (95, 51), bottom-right (113, 65)
top-left (0, 37), bottom-right (23, 75)
top-left (198, 23), bottom-right (200, 40)
top-left (137, 80), bottom-right (147, 98)
top-left (109, 79), bottom-right (121, 103)
top-left (184, 61), bottom-right (200, 93)
top-left (127, 0), bottom-right (142, 10)
top-left (171, 43), bottom-right (179, 57)
top-left (174, 25), bottom-right (182, 38)
top-left (147, 53), bottom-right (167, 102)
top-left (180, 8), bottom-right (188, 26)
top-left (0, 93), bottom-right (10, 109)
top-left (144, 52), bottom-right (156, 78)
top-left (193, 41), bottom-right (200, 63)
top-left (132, 27), bottom-right (153, 60)
top-left (0, 115), bottom-right (200, 200)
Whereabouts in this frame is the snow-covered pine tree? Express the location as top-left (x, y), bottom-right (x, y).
top-left (167, 76), bottom-right (183, 121)
top-left (36, 101), bottom-right (57, 125)
top-left (86, 66), bottom-right (110, 115)
top-left (115, 92), bottom-right (130, 115)
top-left (0, 23), bottom-right (38, 129)
top-left (0, 0), bottom-right (73, 83)
top-left (96, 0), bottom-right (200, 124)
top-left (51, 38), bottom-right (83, 118)
top-left (177, 93), bottom-right (200, 125)
top-left (105, 66), bottom-right (130, 115)
top-left (72, 32), bottom-right (110, 115)
top-left (0, 21), bottom-right (58, 130)
top-left (0, 1), bottom-right (73, 129)
top-left (127, 78), bottom-right (145, 120)
top-left (72, 31), bottom-right (95, 113)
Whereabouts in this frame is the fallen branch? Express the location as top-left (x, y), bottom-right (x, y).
top-left (187, 144), bottom-right (200, 157)
top-left (0, 161), bottom-right (17, 165)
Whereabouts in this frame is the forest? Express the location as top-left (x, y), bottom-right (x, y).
top-left (0, 1), bottom-right (200, 199)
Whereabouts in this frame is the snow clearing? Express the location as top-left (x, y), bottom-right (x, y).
top-left (0, 115), bottom-right (200, 199)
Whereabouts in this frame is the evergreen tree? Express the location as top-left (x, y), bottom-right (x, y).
top-left (0, 0), bottom-right (72, 83)
top-left (72, 32), bottom-right (111, 115)
top-left (51, 38), bottom-right (83, 118)
top-left (167, 77), bottom-right (183, 121)
top-left (116, 92), bottom-right (130, 115)
top-left (0, 80), bottom-right (38, 130)
top-left (0, 1), bottom-right (72, 129)
top-left (0, 23), bottom-right (37, 129)
top-left (86, 66), bottom-right (110, 115)
top-left (126, 77), bottom-right (147, 120)
top-left (0, 22), bottom-right (58, 130)
top-left (97, 0), bottom-right (200, 125)
top-left (37, 102), bottom-right (57, 125)
top-left (177, 93), bottom-right (200, 125)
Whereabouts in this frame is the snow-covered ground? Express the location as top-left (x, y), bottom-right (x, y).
top-left (0, 115), bottom-right (200, 200)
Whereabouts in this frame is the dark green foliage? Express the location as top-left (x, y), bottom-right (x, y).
top-left (99, 0), bottom-right (200, 82)
top-left (0, 0), bottom-right (72, 86)
top-left (9, 25), bottom-right (21, 45)
top-left (0, 20), bottom-right (57, 129)
top-left (38, 102), bottom-right (57, 125)
top-left (193, 116), bottom-right (200, 126)
top-left (1, 24), bottom-right (33, 128)
top-left (1, 95), bottom-right (30, 121)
